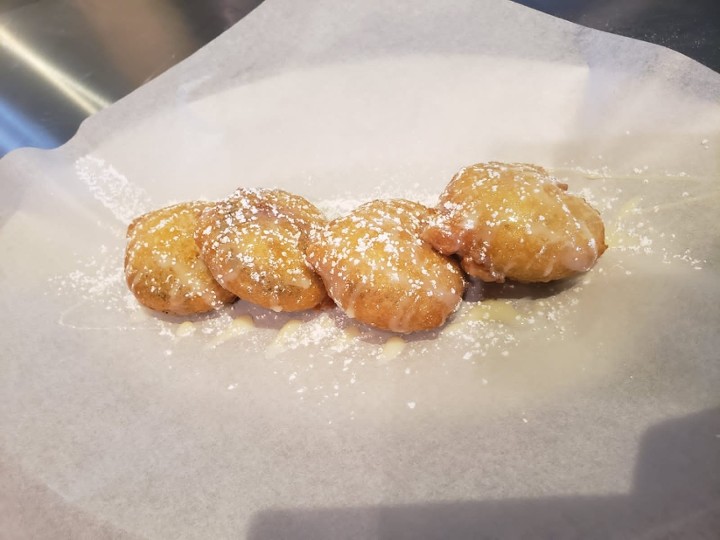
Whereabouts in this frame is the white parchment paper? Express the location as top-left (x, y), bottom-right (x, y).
top-left (1, 0), bottom-right (719, 538)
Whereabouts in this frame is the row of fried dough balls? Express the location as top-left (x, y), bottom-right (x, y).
top-left (124, 162), bottom-right (607, 333)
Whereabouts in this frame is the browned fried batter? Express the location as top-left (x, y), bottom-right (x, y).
top-left (307, 199), bottom-right (465, 333)
top-left (195, 188), bottom-right (329, 312)
top-left (124, 202), bottom-right (236, 315)
top-left (422, 162), bottom-right (607, 283)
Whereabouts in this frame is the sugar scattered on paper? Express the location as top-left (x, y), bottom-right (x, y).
top-left (49, 169), bottom-right (712, 407)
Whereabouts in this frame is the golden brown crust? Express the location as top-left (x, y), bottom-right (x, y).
top-left (422, 162), bottom-right (607, 283)
top-left (195, 188), bottom-right (329, 312)
top-left (124, 202), bottom-right (236, 315)
top-left (306, 199), bottom-right (465, 333)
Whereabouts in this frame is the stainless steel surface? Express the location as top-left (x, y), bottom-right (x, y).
top-left (0, 0), bottom-right (262, 156)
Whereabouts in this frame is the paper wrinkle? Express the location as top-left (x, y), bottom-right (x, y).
top-left (1, 0), bottom-right (719, 538)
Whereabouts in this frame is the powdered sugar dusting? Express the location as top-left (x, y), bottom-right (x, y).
top-left (75, 155), bottom-right (151, 224)
top-left (195, 187), bottom-right (328, 311)
top-left (306, 199), bottom-right (464, 333)
top-left (423, 162), bottom-right (606, 283)
top-left (49, 168), bottom-right (713, 409)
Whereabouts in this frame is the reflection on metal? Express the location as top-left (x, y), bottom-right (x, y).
top-left (0, 96), bottom-right (57, 153)
top-left (0, 0), bottom-right (265, 156)
top-left (0, 27), bottom-right (110, 115)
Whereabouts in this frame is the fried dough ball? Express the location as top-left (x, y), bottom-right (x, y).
top-left (195, 188), bottom-right (329, 312)
top-left (306, 199), bottom-right (465, 333)
top-left (422, 162), bottom-right (607, 283)
top-left (124, 202), bottom-right (237, 315)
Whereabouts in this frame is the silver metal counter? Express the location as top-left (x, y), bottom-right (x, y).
top-left (0, 0), bottom-right (262, 156)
